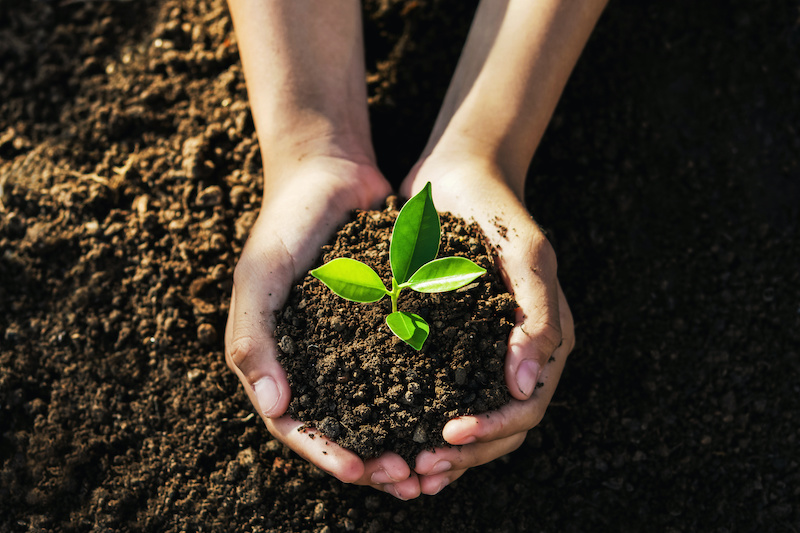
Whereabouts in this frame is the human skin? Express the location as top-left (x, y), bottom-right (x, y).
top-left (224, 0), bottom-right (607, 499)
top-left (224, 0), bottom-right (406, 489)
top-left (399, 0), bottom-right (608, 495)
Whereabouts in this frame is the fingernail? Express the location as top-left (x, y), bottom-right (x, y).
top-left (433, 480), bottom-right (449, 495)
top-left (254, 376), bottom-right (280, 417)
top-left (428, 460), bottom-right (452, 475)
top-left (371, 468), bottom-right (396, 484)
top-left (443, 422), bottom-right (478, 445)
top-left (516, 359), bottom-right (541, 397)
top-left (385, 485), bottom-right (407, 501)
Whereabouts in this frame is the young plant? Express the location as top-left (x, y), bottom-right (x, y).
top-left (310, 182), bottom-right (486, 350)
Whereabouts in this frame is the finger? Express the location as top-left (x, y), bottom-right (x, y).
top-left (225, 271), bottom-right (292, 418)
top-left (265, 416), bottom-right (366, 484)
top-left (418, 468), bottom-right (468, 495)
top-left (382, 473), bottom-right (422, 501)
top-left (414, 432), bottom-right (526, 475)
top-left (444, 284), bottom-right (574, 444)
top-left (498, 229), bottom-right (563, 401)
top-left (362, 453), bottom-right (412, 486)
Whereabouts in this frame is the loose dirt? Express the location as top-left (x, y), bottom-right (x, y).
top-left (1, 0), bottom-right (798, 532)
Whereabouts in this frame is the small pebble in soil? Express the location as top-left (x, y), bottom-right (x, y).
top-left (229, 185), bottom-right (249, 207)
top-left (318, 416), bottom-right (342, 440)
top-left (186, 368), bottom-right (204, 382)
top-left (4, 326), bottom-right (20, 343)
top-left (313, 502), bottom-right (325, 521)
top-left (278, 335), bottom-right (296, 355)
top-left (210, 263), bottom-right (227, 280)
top-left (402, 390), bottom-right (417, 406)
top-left (237, 448), bottom-right (256, 466)
top-left (197, 323), bottom-right (217, 345)
top-left (264, 439), bottom-right (282, 453)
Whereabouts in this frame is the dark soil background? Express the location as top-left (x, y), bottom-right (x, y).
top-left (1, 0), bottom-right (798, 531)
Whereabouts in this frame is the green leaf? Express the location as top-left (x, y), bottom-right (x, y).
top-left (310, 258), bottom-right (388, 303)
top-left (390, 182), bottom-right (440, 284)
top-left (386, 311), bottom-right (430, 350)
top-left (405, 257), bottom-right (486, 293)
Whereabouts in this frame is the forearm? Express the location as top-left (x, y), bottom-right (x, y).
top-left (425, 0), bottom-right (608, 196)
top-left (227, 0), bottom-right (374, 179)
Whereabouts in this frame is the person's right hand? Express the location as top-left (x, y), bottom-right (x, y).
top-left (225, 155), bottom-right (424, 497)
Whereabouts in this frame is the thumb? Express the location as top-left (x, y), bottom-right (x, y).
top-left (499, 231), bottom-right (563, 401)
top-left (225, 254), bottom-right (292, 418)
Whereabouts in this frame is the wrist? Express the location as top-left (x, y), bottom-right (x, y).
top-left (257, 111), bottom-right (378, 201)
top-left (228, 0), bottom-right (374, 173)
top-left (256, 106), bottom-right (375, 166)
top-left (418, 142), bottom-right (527, 200)
top-left (260, 150), bottom-right (389, 213)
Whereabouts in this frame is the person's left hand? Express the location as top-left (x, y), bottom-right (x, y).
top-left (395, 153), bottom-right (575, 496)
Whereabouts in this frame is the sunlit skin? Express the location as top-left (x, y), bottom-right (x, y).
top-left (225, 0), bottom-right (608, 499)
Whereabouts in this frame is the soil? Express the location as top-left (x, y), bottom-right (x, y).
top-left (1, 0), bottom-right (799, 532)
top-left (276, 202), bottom-right (514, 465)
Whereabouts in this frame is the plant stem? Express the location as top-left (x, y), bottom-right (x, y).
top-left (390, 277), bottom-right (400, 313)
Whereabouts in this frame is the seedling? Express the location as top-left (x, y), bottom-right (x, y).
top-left (310, 183), bottom-right (486, 350)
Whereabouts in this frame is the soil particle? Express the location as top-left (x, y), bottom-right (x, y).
top-left (278, 334), bottom-right (297, 355)
top-left (196, 323), bottom-right (217, 345)
top-left (196, 184), bottom-right (223, 206)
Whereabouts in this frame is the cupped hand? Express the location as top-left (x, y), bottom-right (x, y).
top-left (225, 155), bottom-right (422, 497)
top-left (399, 154), bottom-right (575, 495)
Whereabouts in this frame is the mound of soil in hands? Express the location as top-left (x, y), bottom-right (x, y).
top-left (276, 198), bottom-right (515, 464)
